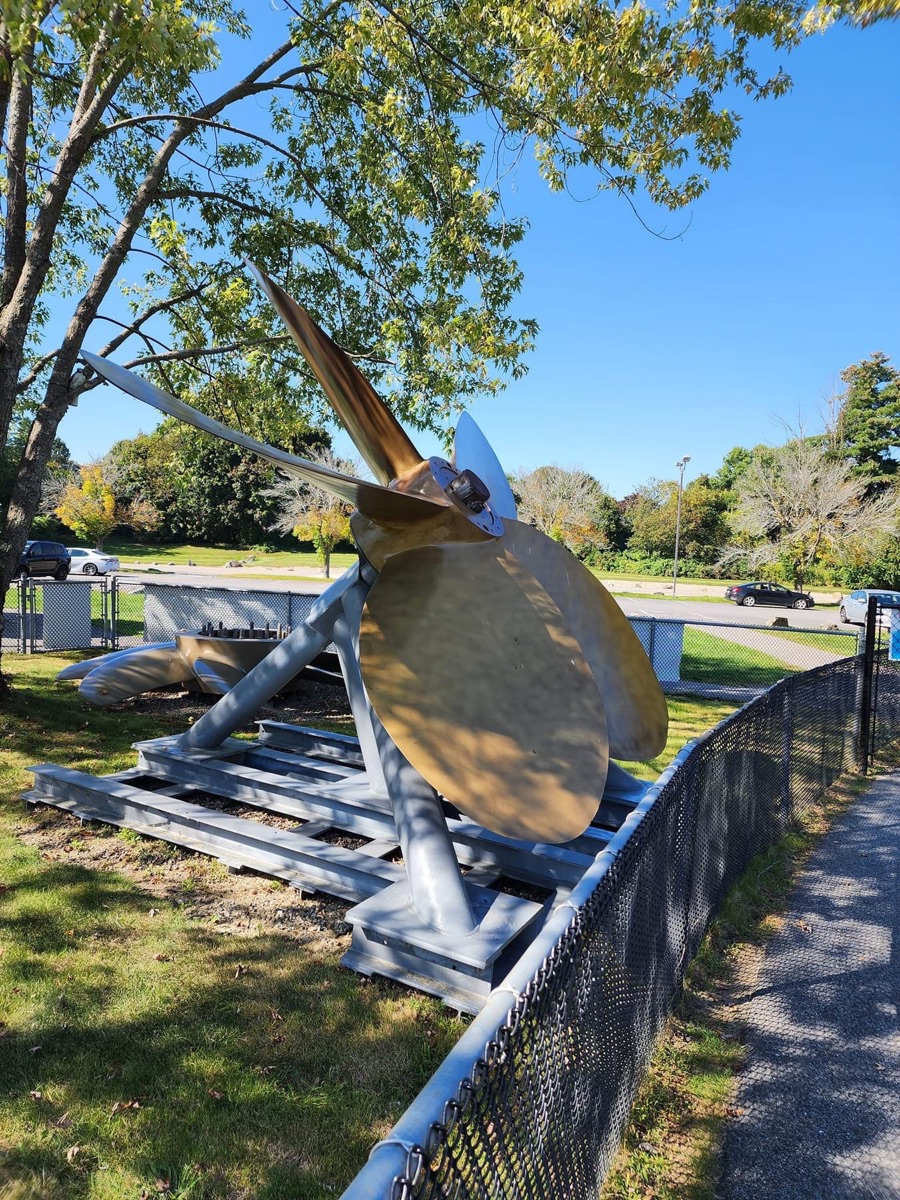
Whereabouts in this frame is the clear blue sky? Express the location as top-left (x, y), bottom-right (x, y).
top-left (59, 17), bottom-right (900, 500)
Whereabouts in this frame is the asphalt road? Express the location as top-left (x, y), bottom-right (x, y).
top-left (118, 570), bottom-right (855, 632)
top-left (615, 595), bottom-right (848, 630)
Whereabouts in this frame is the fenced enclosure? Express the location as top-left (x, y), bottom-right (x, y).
top-left (3, 579), bottom-right (861, 696)
top-left (344, 653), bottom-right (893, 1198)
top-left (1, 578), bottom-right (319, 654)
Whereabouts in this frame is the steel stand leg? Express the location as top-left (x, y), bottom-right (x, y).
top-left (330, 578), bottom-right (388, 799)
top-left (372, 719), bottom-right (478, 937)
top-left (337, 567), bottom-right (476, 937)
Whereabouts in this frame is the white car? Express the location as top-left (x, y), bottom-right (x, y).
top-left (839, 588), bottom-right (900, 625)
top-left (67, 547), bottom-right (120, 576)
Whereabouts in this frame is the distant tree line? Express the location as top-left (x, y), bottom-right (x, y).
top-left (20, 351), bottom-right (900, 588)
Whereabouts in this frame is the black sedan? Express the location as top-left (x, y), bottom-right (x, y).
top-left (724, 581), bottom-right (815, 610)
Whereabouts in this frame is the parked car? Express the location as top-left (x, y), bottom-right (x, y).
top-left (839, 589), bottom-right (900, 625)
top-left (16, 540), bottom-right (70, 580)
top-left (67, 547), bottom-right (120, 576)
top-left (724, 581), bottom-right (815, 609)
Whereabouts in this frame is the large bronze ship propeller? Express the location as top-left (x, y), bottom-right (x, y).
top-left (81, 267), bottom-right (666, 846)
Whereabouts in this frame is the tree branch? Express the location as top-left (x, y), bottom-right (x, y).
top-left (126, 337), bottom-right (292, 367)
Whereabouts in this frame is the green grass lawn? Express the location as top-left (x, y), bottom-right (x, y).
top-left (589, 569), bottom-right (745, 587)
top-left (678, 628), bottom-right (859, 689)
top-left (614, 590), bottom-right (736, 605)
top-left (617, 695), bottom-right (736, 781)
top-left (681, 630), bottom-right (799, 687)
top-left (103, 538), bottom-right (357, 577)
top-left (0, 655), bottom-right (463, 1200)
top-left (0, 653), bottom-right (734, 1199)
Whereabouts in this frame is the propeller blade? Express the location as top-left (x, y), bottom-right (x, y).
top-left (359, 540), bottom-right (608, 844)
top-left (452, 412), bottom-right (518, 519)
top-left (245, 262), bottom-right (425, 486)
top-left (81, 351), bottom-right (444, 525)
top-left (76, 644), bottom-right (188, 707)
top-left (498, 519), bottom-right (669, 760)
top-left (57, 641), bottom-right (177, 682)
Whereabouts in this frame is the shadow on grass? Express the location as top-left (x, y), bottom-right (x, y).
top-left (0, 851), bottom-right (462, 1200)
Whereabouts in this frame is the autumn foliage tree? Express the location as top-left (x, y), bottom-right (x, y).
top-left (512, 465), bottom-right (620, 556)
top-left (55, 465), bottom-right (117, 549)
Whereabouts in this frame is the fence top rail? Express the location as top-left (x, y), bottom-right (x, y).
top-left (140, 579), bottom-right (319, 596)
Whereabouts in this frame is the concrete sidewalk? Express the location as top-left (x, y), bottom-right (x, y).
top-left (721, 771), bottom-right (900, 1199)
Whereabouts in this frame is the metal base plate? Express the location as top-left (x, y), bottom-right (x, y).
top-left (343, 879), bottom-right (544, 1013)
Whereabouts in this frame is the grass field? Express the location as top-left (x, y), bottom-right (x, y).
top-left (680, 630), bottom-right (799, 687)
top-left (103, 538), bottom-right (357, 577)
top-left (678, 627), bottom-right (858, 688)
top-left (0, 654), bottom-right (735, 1199)
top-left (768, 627), bottom-right (860, 653)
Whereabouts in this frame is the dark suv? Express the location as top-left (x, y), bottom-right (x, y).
top-left (17, 540), bottom-right (71, 580)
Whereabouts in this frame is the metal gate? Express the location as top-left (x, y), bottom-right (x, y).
top-left (2, 576), bottom-right (116, 652)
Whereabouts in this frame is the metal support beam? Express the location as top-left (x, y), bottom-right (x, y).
top-left (171, 557), bottom-right (475, 937)
top-left (372, 720), bottom-right (477, 938)
top-left (330, 572), bottom-right (388, 798)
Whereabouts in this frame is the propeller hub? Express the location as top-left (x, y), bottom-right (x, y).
top-left (428, 457), bottom-right (504, 537)
top-left (447, 468), bottom-right (490, 513)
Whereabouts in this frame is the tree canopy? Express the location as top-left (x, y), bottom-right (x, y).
top-left (623, 476), bottom-right (729, 563)
top-left (512, 465), bottom-right (621, 554)
top-left (108, 418), bottom-right (330, 545)
top-left (1, 0), bottom-right (893, 691)
top-left (264, 449), bottom-right (359, 578)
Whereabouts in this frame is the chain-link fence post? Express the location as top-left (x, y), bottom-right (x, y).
top-left (16, 576), bottom-right (26, 652)
top-left (111, 575), bottom-right (119, 650)
top-left (857, 595), bottom-right (879, 773)
top-left (28, 578), bottom-right (36, 652)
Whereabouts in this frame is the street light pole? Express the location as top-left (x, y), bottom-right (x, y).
top-left (672, 455), bottom-right (691, 597)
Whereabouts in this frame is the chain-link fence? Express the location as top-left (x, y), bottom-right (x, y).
top-left (1, 579), bottom-right (327, 653)
top-left (342, 654), bottom-right (866, 1199)
top-left (632, 615), bottom-right (861, 700)
top-left (860, 598), bottom-right (900, 769)
top-left (140, 582), bottom-right (322, 645)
